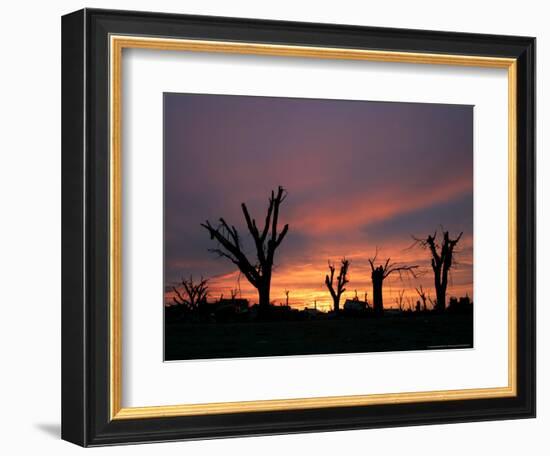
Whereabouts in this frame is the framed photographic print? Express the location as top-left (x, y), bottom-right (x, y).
top-left (61, 8), bottom-right (535, 446)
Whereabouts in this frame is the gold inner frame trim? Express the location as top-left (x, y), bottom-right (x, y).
top-left (109, 35), bottom-right (518, 421)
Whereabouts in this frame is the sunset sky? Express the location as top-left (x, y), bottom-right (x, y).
top-left (164, 93), bottom-right (473, 311)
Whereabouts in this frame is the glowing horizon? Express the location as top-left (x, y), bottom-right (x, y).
top-left (164, 235), bottom-right (473, 311)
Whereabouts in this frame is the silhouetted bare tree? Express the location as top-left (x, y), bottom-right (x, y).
top-left (368, 252), bottom-right (418, 315)
top-left (415, 230), bottom-right (462, 312)
top-left (201, 186), bottom-right (289, 310)
top-left (406, 297), bottom-right (414, 312)
top-left (324, 258), bottom-right (350, 313)
top-left (395, 289), bottom-right (405, 312)
top-left (172, 275), bottom-right (209, 312)
top-left (415, 285), bottom-right (428, 311)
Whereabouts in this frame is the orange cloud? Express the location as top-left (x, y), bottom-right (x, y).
top-left (287, 174), bottom-right (471, 235)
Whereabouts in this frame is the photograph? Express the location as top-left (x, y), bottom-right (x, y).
top-left (163, 93), bottom-right (474, 361)
top-left (58, 6), bottom-right (536, 447)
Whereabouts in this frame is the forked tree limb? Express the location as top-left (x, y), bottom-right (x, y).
top-left (414, 229), bottom-right (463, 311)
top-left (324, 258), bottom-right (350, 312)
top-left (172, 275), bottom-right (209, 310)
top-left (201, 186), bottom-right (289, 308)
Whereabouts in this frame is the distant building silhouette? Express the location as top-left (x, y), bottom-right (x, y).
top-left (343, 299), bottom-right (367, 312)
top-left (216, 298), bottom-right (249, 313)
top-left (303, 307), bottom-right (321, 318)
top-left (447, 295), bottom-right (473, 314)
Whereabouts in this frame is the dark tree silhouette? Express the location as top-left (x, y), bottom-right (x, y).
top-left (416, 230), bottom-right (462, 312)
top-left (415, 285), bottom-right (429, 311)
top-left (368, 252), bottom-right (418, 315)
top-left (201, 186), bottom-right (289, 310)
top-left (395, 289), bottom-right (405, 312)
top-left (324, 258), bottom-right (350, 313)
top-left (172, 275), bottom-right (209, 312)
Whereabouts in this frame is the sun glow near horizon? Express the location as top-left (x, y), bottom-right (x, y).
top-left (164, 238), bottom-right (473, 311)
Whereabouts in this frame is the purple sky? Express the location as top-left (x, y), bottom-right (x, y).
top-left (164, 93), bottom-right (473, 309)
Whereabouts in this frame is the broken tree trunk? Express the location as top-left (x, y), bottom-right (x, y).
top-left (368, 254), bottom-right (418, 316)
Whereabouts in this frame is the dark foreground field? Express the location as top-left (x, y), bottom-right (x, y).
top-left (164, 313), bottom-right (473, 361)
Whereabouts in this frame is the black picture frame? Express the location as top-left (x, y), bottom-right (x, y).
top-left (62, 8), bottom-right (535, 447)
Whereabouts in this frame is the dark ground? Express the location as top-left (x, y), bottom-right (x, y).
top-left (164, 313), bottom-right (473, 361)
